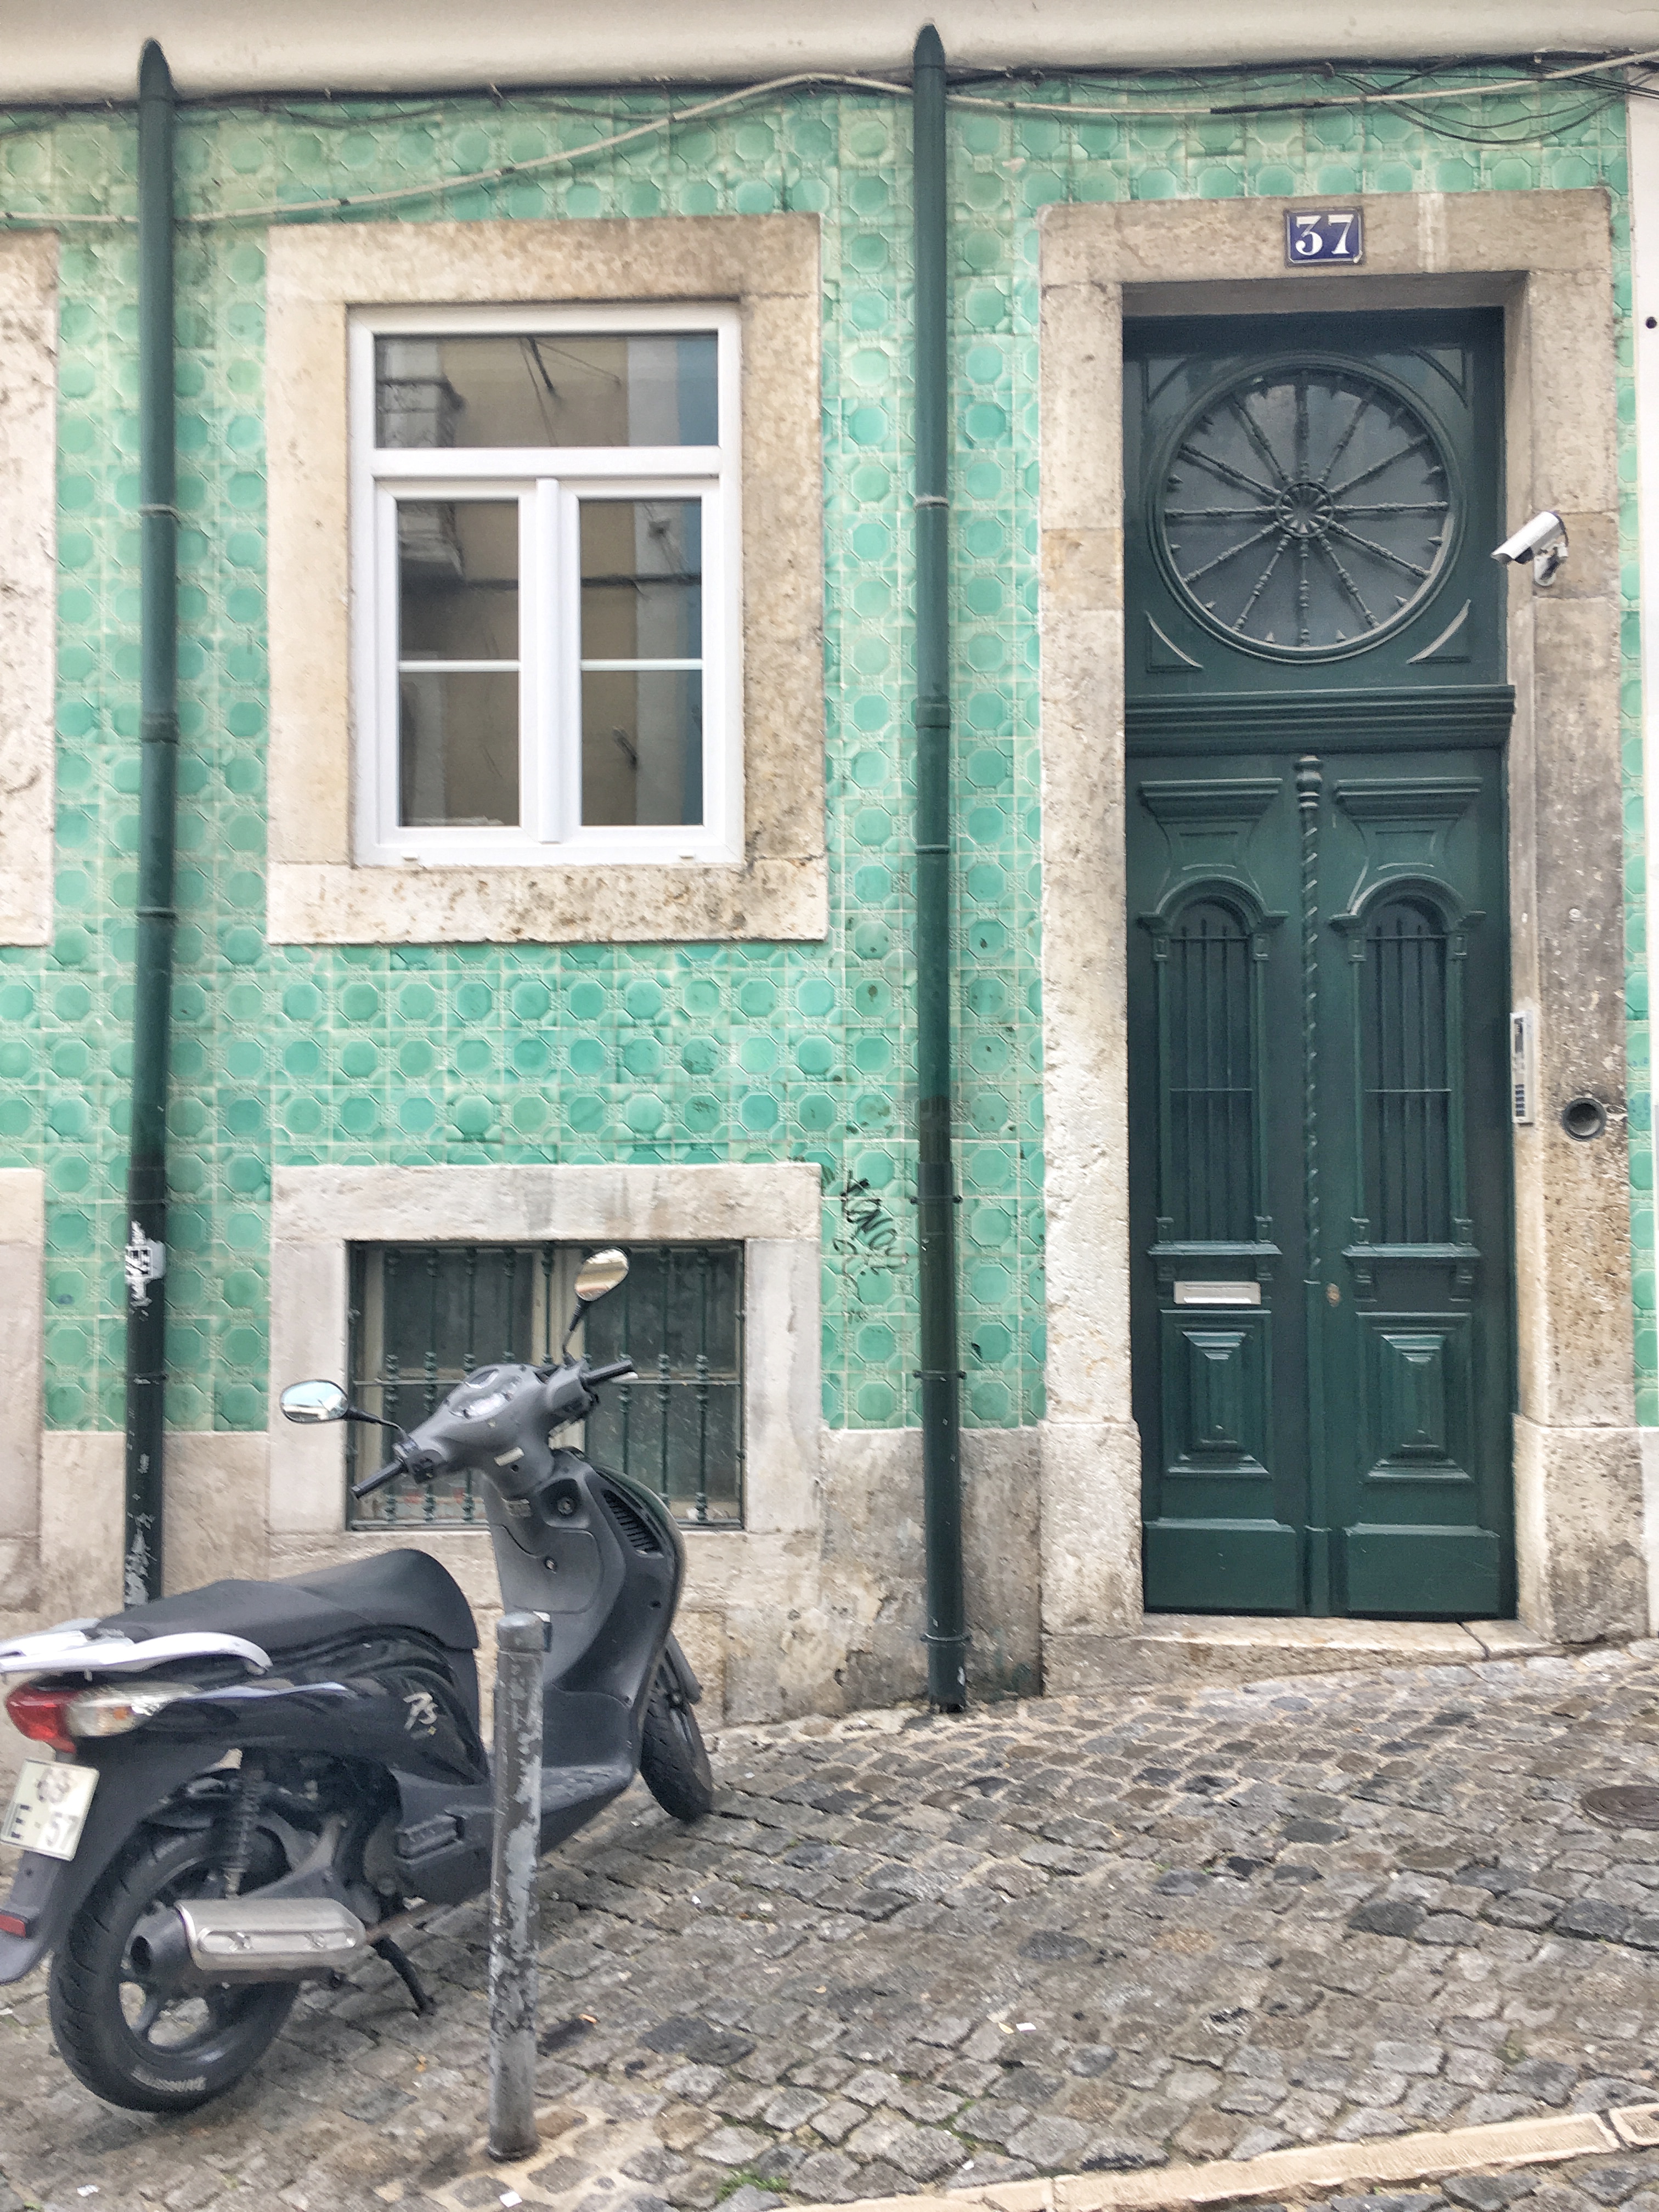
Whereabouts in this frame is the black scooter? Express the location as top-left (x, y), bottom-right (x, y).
top-left (0, 1246), bottom-right (710, 2113)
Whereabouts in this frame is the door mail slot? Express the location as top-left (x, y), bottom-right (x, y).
top-left (1172, 1280), bottom-right (1262, 1306)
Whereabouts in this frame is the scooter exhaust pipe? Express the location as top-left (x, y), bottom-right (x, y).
top-left (132, 1899), bottom-right (370, 1984)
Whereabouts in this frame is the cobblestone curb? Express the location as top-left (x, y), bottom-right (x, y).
top-left (436, 2108), bottom-right (1637, 2211)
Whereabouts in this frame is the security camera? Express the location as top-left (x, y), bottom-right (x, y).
top-left (1492, 510), bottom-right (1568, 585)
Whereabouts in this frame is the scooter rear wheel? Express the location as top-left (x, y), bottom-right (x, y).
top-left (49, 1824), bottom-right (296, 2113)
top-left (639, 1658), bottom-right (714, 1821)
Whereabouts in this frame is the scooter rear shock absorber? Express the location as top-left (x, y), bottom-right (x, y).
top-left (215, 1759), bottom-right (264, 1897)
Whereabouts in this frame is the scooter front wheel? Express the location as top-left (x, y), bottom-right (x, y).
top-left (49, 1824), bottom-right (296, 2113)
top-left (639, 1657), bottom-right (714, 1821)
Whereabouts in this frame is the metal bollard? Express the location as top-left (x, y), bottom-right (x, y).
top-left (487, 1610), bottom-right (544, 2163)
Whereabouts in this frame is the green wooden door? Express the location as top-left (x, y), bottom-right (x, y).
top-left (1125, 310), bottom-right (1515, 1618)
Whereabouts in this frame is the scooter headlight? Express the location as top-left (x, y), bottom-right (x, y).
top-left (64, 1682), bottom-right (193, 1738)
top-left (459, 1388), bottom-right (512, 1421)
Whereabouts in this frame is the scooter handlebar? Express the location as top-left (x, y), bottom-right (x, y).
top-left (583, 1358), bottom-right (637, 1387)
top-left (349, 1444), bottom-right (445, 1502)
top-left (350, 1459), bottom-right (404, 1502)
top-left (344, 1366), bottom-right (635, 1493)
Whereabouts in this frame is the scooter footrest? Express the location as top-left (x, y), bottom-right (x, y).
top-left (541, 1763), bottom-right (631, 1814)
top-left (397, 1813), bottom-right (463, 1860)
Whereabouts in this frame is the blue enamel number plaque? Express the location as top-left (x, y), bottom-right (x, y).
top-left (1284, 210), bottom-right (1364, 265)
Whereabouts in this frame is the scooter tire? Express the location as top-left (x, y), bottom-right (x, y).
top-left (639, 1659), bottom-right (715, 1822)
top-left (49, 1824), bottom-right (296, 2113)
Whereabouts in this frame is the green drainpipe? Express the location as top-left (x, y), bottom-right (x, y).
top-left (122, 38), bottom-right (178, 1605)
top-left (912, 23), bottom-right (968, 1711)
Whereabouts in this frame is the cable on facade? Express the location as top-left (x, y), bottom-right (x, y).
top-left (2, 46), bottom-right (1657, 230)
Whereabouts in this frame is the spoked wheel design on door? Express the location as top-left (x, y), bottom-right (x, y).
top-left (1156, 362), bottom-right (1457, 658)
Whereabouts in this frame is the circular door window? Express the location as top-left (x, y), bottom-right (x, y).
top-left (1155, 360), bottom-right (1458, 661)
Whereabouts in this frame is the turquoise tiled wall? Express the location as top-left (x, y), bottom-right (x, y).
top-left (0, 74), bottom-right (1646, 1433)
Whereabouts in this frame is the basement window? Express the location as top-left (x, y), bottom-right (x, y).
top-left (350, 304), bottom-right (741, 867)
top-left (345, 1240), bottom-right (744, 1531)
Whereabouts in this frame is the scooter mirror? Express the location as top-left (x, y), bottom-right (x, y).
top-left (279, 1379), bottom-right (350, 1425)
top-left (574, 1248), bottom-right (629, 1305)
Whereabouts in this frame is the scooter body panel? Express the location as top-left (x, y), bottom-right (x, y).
top-left (484, 1451), bottom-right (684, 1727)
top-left (140, 1636), bottom-right (488, 1785)
top-left (0, 1738), bottom-right (233, 1983)
top-left (1, 1453), bottom-right (687, 1974)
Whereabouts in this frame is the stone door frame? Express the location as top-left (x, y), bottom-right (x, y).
top-left (1036, 190), bottom-right (1642, 1680)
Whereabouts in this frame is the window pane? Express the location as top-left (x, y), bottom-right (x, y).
top-left (382, 1245), bottom-right (536, 1380)
top-left (375, 332), bottom-right (718, 448)
top-left (398, 500), bottom-right (518, 664)
top-left (582, 1244), bottom-right (743, 1525)
top-left (1362, 900), bottom-right (1452, 1245)
top-left (580, 498), bottom-right (704, 828)
top-left (579, 498), bottom-right (702, 661)
top-left (349, 1244), bottom-right (538, 1528)
top-left (1161, 900), bottom-right (1257, 1243)
top-left (582, 670), bottom-right (703, 827)
top-left (583, 1244), bottom-right (741, 1374)
top-left (400, 672), bottom-right (519, 826)
top-left (397, 500), bottom-right (518, 828)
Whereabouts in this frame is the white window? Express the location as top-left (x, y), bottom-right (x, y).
top-left (349, 303), bottom-right (741, 867)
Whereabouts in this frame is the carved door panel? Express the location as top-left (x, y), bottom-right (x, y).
top-left (1128, 770), bottom-right (1306, 1612)
top-left (1321, 758), bottom-right (1510, 1615)
top-left (1125, 309), bottom-right (1513, 1620)
top-left (1128, 748), bottom-right (1511, 1616)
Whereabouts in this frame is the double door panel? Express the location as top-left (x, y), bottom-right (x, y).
top-left (1127, 744), bottom-right (1513, 1617)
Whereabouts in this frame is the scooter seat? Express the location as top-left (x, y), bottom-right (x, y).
top-left (99, 1551), bottom-right (479, 1658)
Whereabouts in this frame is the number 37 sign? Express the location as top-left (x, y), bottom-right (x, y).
top-left (1285, 209), bottom-right (1364, 264)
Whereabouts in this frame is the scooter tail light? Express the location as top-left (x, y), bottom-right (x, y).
top-left (4, 1685), bottom-right (77, 1756)
top-left (64, 1684), bottom-right (191, 1738)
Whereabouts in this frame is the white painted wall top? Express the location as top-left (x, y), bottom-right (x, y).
top-left (4, 1), bottom-right (1659, 99)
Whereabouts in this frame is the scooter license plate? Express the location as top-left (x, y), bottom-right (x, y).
top-left (2, 1758), bottom-right (98, 1860)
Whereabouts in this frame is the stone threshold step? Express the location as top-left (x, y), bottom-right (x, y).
top-left (1049, 1614), bottom-right (1562, 1689)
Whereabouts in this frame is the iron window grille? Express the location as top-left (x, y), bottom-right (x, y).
top-left (345, 1240), bottom-right (743, 1531)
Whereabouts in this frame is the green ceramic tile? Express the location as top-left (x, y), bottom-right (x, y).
top-left (0, 74), bottom-right (1645, 1436)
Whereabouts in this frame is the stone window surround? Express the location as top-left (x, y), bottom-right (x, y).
top-left (0, 231), bottom-right (57, 946)
top-left (267, 1159), bottom-right (821, 1542)
top-left (266, 215), bottom-right (826, 945)
top-left (1036, 189), bottom-right (1644, 1678)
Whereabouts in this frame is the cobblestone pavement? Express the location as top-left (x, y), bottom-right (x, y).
top-left (12, 1647), bottom-right (1659, 2212)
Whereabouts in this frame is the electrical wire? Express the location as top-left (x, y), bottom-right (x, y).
top-left (0, 47), bottom-right (1654, 230)
top-left (0, 71), bottom-right (906, 226)
top-left (1373, 96), bottom-right (1617, 147)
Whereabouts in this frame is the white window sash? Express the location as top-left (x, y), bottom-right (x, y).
top-left (373, 444), bottom-right (720, 480)
top-left (372, 479), bottom-right (538, 856)
top-left (364, 299), bottom-right (735, 341)
top-left (555, 476), bottom-right (721, 856)
top-left (349, 302), bottom-right (742, 869)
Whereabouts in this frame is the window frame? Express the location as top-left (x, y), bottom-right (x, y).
top-left (343, 1238), bottom-right (746, 1532)
top-left (349, 300), bottom-right (743, 869)
top-left (267, 1161), bottom-right (821, 1549)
